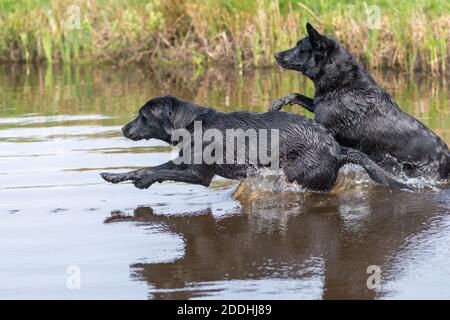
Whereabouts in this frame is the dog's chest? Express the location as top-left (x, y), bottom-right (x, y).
top-left (315, 101), bottom-right (369, 146)
top-left (315, 102), bottom-right (345, 128)
top-left (319, 91), bottom-right (364, 118)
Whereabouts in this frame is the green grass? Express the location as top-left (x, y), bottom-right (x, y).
top-left (0, 0), bottom-right (449, 74)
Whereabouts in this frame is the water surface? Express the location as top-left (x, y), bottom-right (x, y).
top-left (0, 64), bottom-right (449, 299)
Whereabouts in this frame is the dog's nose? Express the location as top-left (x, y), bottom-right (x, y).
top-left (274, 52), bottom-right (282, 60)
top-left (121, 125), bottom-right (130, 137)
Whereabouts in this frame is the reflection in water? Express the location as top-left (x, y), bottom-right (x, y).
top-left (0, 64), bottom-right (449, 299)
top-left (105, 180), bottom-right (450, 299)
top-left (1, 63), bottom-right (449, 143)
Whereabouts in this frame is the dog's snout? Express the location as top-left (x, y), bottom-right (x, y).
top-left (122, 123), bottom-right (138, 140)
top-left (274, 52), bottom-right (282, 61)
top-left (121, 121), bottom-right (144, 141)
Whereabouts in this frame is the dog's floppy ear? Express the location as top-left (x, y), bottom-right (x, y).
top-left (306, 23), bottom-right (328, 51)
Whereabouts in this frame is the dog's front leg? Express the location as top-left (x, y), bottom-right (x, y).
top-left (269, 93), bottom-right (315, 113)
top-left (133, 167), bottom-right (213, 189)
top-left (100, 161), bottom-right (178, 184)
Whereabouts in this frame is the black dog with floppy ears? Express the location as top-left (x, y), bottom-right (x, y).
top-left (270, 23), bottom-right (450, 181)
top-left (100, 95), bottom-right (409, 191)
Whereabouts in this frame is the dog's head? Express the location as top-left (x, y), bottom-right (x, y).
top-left (274, 23), bottom-right (352, 80)
top-left (122, 95), bottom-right (179, 144)
top-left (122, 95), bottom-right (207, 144)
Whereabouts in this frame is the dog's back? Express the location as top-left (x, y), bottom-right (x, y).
top-left (195, 110), bottom-right (340, 157)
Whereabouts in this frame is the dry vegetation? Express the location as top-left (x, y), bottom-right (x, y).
top-left (1, 0), bottom-right (449, 74)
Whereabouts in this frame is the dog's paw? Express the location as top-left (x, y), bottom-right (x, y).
top-left (100, 172), bottom-right (126, 184)
top-left (133, 177), bottom-right (155, 189)
top-left (268, 99), bottom-right (285, 112)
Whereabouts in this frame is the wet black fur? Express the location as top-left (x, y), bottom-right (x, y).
top-left (100, 95), bottom-right (408, 191)
top-left (270, 23), bottom-right (450, 180)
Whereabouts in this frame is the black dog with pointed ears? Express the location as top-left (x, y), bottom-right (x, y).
top-left (270, 23), bottom-right (450, 181)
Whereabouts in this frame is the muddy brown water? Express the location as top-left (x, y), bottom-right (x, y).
top-left (0, 64), bottom-right (449, 299)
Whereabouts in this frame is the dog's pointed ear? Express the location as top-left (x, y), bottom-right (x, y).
top-left (306, 22), bottom-right (327, 50)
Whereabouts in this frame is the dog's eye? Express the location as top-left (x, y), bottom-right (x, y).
top-left (139, 112), bottom-right (147, 120)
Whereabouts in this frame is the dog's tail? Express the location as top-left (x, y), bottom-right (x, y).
top-left (339, 147), bottom-right (411, 190)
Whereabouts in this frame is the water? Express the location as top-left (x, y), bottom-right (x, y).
top-left (0, 64), bottom-right (449, 299)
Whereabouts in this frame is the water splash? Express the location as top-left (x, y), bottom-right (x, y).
top-left (232, 165), bottom-right (449, 200)
top-left (241, 168), bottom-right (306, 193)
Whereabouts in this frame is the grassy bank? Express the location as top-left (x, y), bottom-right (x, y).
top-left (1, 0), bottom-right (449, 74)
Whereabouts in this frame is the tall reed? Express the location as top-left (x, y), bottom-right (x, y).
top-left (0, 0), bottom-right (449, 74)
